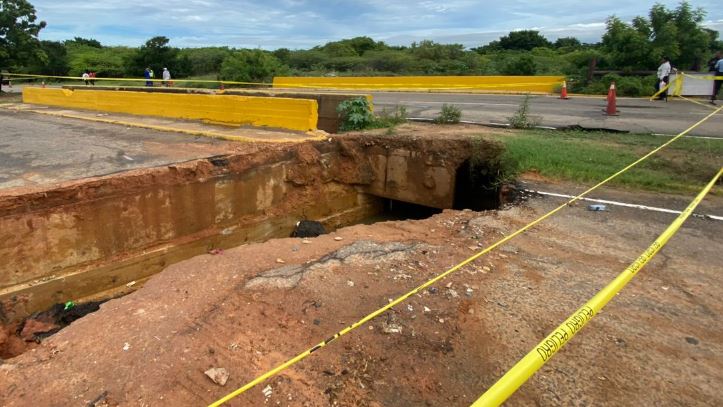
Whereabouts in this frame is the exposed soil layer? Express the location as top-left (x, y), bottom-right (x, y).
top-left (1, 185), bottom-right (720, 406)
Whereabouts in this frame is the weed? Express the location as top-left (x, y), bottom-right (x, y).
top-left (374, 105), bottom-right (408, 128)
top-left (337, 97), bottom-right (375, 131)
top-left (433, 103), bottom-right (461, 124)
top-left (508, 94), bottom-right (537, 129)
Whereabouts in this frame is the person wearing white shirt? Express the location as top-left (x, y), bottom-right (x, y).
top-left (162, 68), bottom-right (172, 87)
top-left (656, 56), bottom-right (671, 101)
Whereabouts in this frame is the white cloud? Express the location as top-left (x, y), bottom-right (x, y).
top-left (31, 0), bottom-right (723, 48)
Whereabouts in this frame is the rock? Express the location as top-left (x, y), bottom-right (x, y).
top-left (276, 258), bottom-right (285, 264)
top-left (291, 220), bottom-right (326, 238)
top-left (423, 306), bottom-right (431, 313)
top-left (382, 322), bottom-right (403, 334)
top-left (346, 280), bottom-right (355, 287)
top-left (122, 342), bottom-right (130, 351)
top-left (685, 336), bottom-right (699, 345)
top-left (126, 280), bottom-right (137, 287)
top-left (447, 289), bottom-right (459, 299)
top-left (334, 236), bottom-right (343, 241)
top-left (301, 239), bottom-right (311, 244)
top-left (205, 367), bottom-right (229, 386)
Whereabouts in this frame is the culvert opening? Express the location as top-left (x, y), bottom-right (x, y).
top-left (362, 198), bottom-right (443, 224)
top-left (453, 159), bottom-right (502, 211)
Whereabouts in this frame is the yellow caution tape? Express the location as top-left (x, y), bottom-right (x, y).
top-left (2, 72), bottom-right (271, 86)
top-left (681, 72), bottom-right (723, 81)
top-left (471, 167), bottom-right (722, 407)
top-left (208, 105), bottom-right (722, 406)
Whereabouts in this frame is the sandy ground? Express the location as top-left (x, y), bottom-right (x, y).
top-left (0, 181), bottom-right (720, 406)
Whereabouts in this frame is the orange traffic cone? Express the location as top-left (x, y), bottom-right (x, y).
top-left (605, 82), bottom-right (618, 116)
top-left (560, 80), bottom-right (569, 99)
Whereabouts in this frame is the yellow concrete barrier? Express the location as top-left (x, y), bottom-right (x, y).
top-left (22, 87), bottom-right (318, 132)
top-left (273, 76), bottom-right (565, 93)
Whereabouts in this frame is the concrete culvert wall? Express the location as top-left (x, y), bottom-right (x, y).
top-left (0, 130), bottom-right (508, 323)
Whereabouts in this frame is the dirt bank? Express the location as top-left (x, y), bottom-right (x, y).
top-left (1, 183), bottom-right (720, 406)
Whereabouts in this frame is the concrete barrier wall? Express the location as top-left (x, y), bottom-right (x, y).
top-left (273, 76), bottom-right (565, 93)
top-left (23, 87), bottom-right (319, 132)
top-left (62, 86), bottom-right (371, 133)
top-left (669, 73), bottom-right (716, 96)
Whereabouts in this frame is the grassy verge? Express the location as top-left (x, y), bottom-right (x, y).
top-left (486, 130), bottom-right (723, 195)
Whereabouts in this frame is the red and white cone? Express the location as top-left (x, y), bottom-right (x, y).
top-left (605, 82), bottom-right (618, 116)
top-left (560, 80), bottom-right (569, 99)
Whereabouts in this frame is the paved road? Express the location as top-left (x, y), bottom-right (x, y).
top-left (0, 109), bottom-right (237, 189)
top-left (372, 92), bottom-right (723, 138)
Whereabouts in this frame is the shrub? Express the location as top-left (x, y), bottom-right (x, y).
top-left (508, 94), bottom-right (538, 129)
top-left (434, 103), bottom-right (461, 124)
top-left (374, 105), bottom-right (408, 128)
top-left (337, 97), bottom-right (375, 131)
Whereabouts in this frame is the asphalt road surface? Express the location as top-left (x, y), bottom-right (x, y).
top-left (0, 109), bottom-right (236, 189)
top-left (372, 92), bottom-right (723, 138)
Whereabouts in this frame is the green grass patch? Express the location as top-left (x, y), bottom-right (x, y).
top-left (487, 130), bottom-right (722, 195)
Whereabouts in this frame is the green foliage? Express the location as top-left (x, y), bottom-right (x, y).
top-left (336, 97), bottom-right (375, 131)
top-left (502, 54), bottom-right (536, 75)
top-left (219, 49), bottom-right (286, 83)
top-left (0, 0), bottom-right (47, 70)
top-left (433, 104), bottom-right (461, 124)
top-left (497, 30), bottom-right (552, 51)
top-left (509, 94), bottom-right (537, 129)
top-left (66, 43), bottom-right (135, 77)
top-left (179, 47), bottom-right (231, 76)
top-left (23, 40), bottom-right (68, 75)
top-left (602, 2), bottom-right (714, 70)
top-left (554, 37), bottom-right (582, 49)
top-left (66, 37), bottom-right (101, 48)
top-left (126, 36), bottom-right (179, 77)
top-left (488, 129), bottom-right (723, 194)
top-left (373, 106), bottom-right (408, 128)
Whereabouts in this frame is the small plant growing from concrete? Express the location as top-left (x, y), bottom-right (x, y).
top-left (374, 105), bottom-right (408, 128)
top-left (337, 97), bottom-right (375, 131)
top-left (508, 94), bottom-right (538, 129)
top-left (433, 103), bottom-right (461, 124)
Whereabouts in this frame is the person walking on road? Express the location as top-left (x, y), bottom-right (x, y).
top-left (144, 67), bottom-right (153, 87)
top-left (162, 67), bottom-right (171, 87)
top-left (655, 56), bottom-right (671, 101)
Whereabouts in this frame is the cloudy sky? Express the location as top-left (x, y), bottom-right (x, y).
top-left (32, 0), bottom-right (723, 49)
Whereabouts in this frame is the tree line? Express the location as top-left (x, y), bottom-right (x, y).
top-left (2, 0), bottom-right (721, 96)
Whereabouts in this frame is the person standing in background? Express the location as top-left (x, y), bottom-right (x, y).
top-left (655, 56), bottom-right (671, 101)
top-left (89, 71), bottom-right (96, 86)
top-left (144, 67), bottom-right (153, 87)
top-left (162, 68), bottom-right (171, 87)
top-left (82, 70), bottom-right (90, 85)
top-left (711, 52), bottom-right (723, 105)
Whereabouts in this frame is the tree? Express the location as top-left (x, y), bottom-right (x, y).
top-left (25, 40), bottom-right (69, 75)
top-left (601, 2), bottom-right (714, 70)
top-left (127, 36), bottom-right (179, 77)
top-left (0, 0), bottom-right (47, 71)
top-left (602, 16), bottom-right (653, 70)
top-left (219, 50), bottom-right (287, 83)
top-left (66, 37), bottom-right (102, 48)
top-left (554, 37), bottom-right (582, 49)
top-left (497, 30), bottom-right (552, 51)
